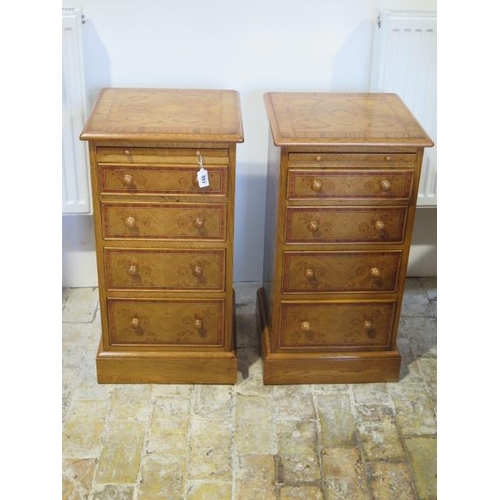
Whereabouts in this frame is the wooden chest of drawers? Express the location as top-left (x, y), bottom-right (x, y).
top-left (80, 88), bottom-right (243, 384)
top-left (258, 92), bottom-right (433, 384)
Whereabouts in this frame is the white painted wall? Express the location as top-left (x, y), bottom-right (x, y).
top-left (62, 0), bottom-right (437, 286)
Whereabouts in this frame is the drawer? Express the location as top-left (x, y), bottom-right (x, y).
top-left (104, 248), bottom-right (225, 291)
top-left (287, 169), bottom-right (413, 200)
top-left (108, 298), bottom-right (225, 346)
top-left (99, 165), bottom-right (228, 196)
top-left (279, 301), bottom-right (395, 351)
top-left (102, 202), bottom-right (227, 240)
top-left (96, 147), bottom-right (228, 164)
top-left (285, 206), bottom-right (408, 244)
top-left (282, 251), bottom-right (401, 293)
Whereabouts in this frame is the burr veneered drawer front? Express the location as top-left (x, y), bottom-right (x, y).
top-left (287, 169), bottom-right (414, 200)
top-left (279, 301), bottom-right (396, 351)
top-left (101, 202), bottom-right (227, 240)
top-left (107, 298), bottom-right (225, 346)
top-left (282, 251), bottom-right (402, 293)
top-left (99, 165), bottom-right (228, 196)
top-left (284, 206), bottom-right (408, 244)
top-left (104, 248), bottom-right (225, 291)
top-left (96, 147), bottom-right (229, 164)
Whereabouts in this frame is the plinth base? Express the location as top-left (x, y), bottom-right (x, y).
top-left (96, 341), bottom-right (237, 384)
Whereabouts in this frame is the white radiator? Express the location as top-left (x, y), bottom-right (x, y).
top-left (370, 9), bottom-right (437, 206)
top-left (62, 7), bottom-right (91, 215)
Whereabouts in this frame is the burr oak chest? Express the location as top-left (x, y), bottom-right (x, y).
top-left (258, 92), bottom-right (433, 384)
top-left (80, 88), bottom-right (243, 383)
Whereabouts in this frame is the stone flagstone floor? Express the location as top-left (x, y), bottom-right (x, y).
top-left (62, 278), bottom-right (437, 500)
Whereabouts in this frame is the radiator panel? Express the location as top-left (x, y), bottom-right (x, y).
top-left (370, 10), bottom-right (437, 206)
top-left (62, 7), bottom-right (91, 215)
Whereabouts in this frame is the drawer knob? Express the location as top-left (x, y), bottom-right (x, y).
top-left (364, 320), bottom-right (376, 338)
top-left (194, 319), bottom-right (204, 330)
top-left (374, 220), bottom-right (386, 232)
top-left (300, 321), bottom-right (311, 332)
top-left (370, 267), bottom-right (381, 278)
top-left (194, 217), bottom-right (205, 230)
top-left (127, 264), bottom-right (138, 276)
top-left (311, 179), bottom-right (323, 192)
top-left (385, 156), bottom-right (391, 162)
top-left (125, 216), bottom-right (136, 228)
top-left (124, 149), bottom-right (131, 156)
top-left (122, 174), bottom-right (134, 186)
top-left (130, 317), bottom-right (140, 328)
top-left (193, 266), bottom-right (203, 278)
top-left (380, 180), bottom-right (392, 192)
top-left (315, 156), bottom-right (322, 162)
top-left (307, 221), bottom-right (319, 233)
top-left (305, 268), bottom-right (315, 279)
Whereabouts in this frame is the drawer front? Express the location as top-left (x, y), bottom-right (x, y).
top-left (102, 203), bottom-right (227, 240)
top-left (282, 251), bottom-right (401, 293)
top-left (108, 299), bottom-right (225, 346)
top-left (104, 249), bottom-right (225, 291)
top-left (285, 207), bottom-right (408, 244)
top-left (99, 165), bottom-right (227, 196)
top-left (96, 147), bottom-right (228, 164)
top-left (287, 169), bottom-right (413, 200)
top-left (279, 301), bottom-right (395, 350)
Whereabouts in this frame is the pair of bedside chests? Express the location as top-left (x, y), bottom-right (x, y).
top-left (79, 88), bottom-right (433, 385)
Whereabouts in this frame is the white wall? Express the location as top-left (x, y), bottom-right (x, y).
top-left (62, 0), bottom-right (437, 286)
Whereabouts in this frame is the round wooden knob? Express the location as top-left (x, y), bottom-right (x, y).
top-left (305, 268), bottom-right (315, 279)
top-left (374, 220), bottom-right (385, 232)
top-left (315, 156), bottom-right (322, 162)
top-left (122, 174), bottom-right (134, 186)
top-left (364, 320), bottom-right (376, 338)
top-left (307, 221), bottom-right (319, 233)
top-left (195, 150), bottom-right (201, 156)
top-left (385, 156), bottom-right (391, 162)
top-left (125, 216), bottom-right (136, 228)
top-left (127, 264), bottom-right (138, 276)
top-left (301, 321), bottom-right (311, 332)
top-left (194, 217), bottom-right (205, 229)
top-left (194, 319), bottom-right (204, 330)
top-left (193, 266), bottom-right (203, 278)
top-left (311, 179), bottom-right (323, 192)
top-left (124, 149), bottom-right (131, 156)
top-left (130, 317), bottom-right (140, 328)
top-left (380, 180), bottom-right (392, 192)
top-left (370, 267), bottom-right (381, 278)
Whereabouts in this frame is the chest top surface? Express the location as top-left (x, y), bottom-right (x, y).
top-left (80, 88), bottom-right (244, 143)
top-left (264, 92), bottom-right (433, 148)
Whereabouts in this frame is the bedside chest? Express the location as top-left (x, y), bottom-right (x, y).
top-left (258, 92), bottom-right (433, 384)
top-left (80, 88), bottom-right (243, 384)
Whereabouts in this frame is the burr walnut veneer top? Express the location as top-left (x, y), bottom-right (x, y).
top-left (264, 92), bottom-right (434, 148)
top-left (80, 88), bottom-right (244, 143)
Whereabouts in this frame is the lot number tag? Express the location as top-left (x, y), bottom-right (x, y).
top-left (197, 155), bottom-right (210, 188)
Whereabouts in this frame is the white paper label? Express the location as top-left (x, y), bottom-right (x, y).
top-left (197, 167), bottom-right (210, 188)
